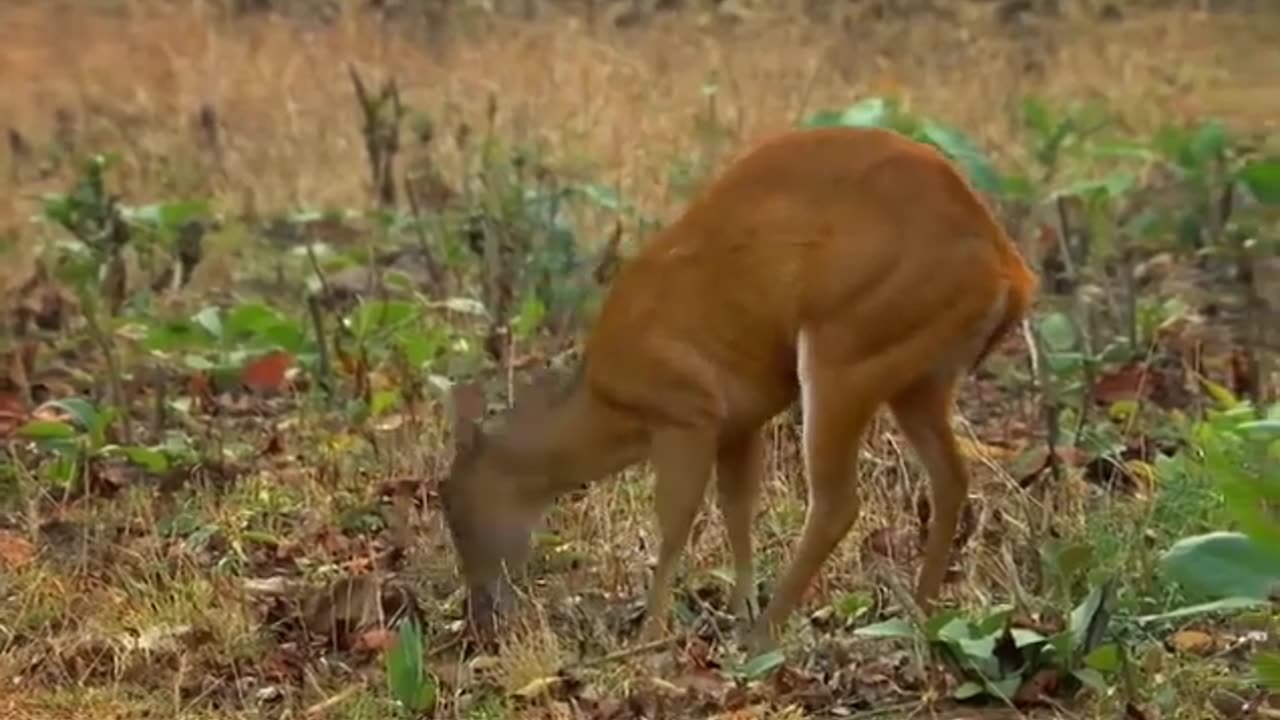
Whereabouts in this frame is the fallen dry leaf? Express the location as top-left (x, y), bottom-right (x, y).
top-left (512, 675), bottom-right (564, 699)
top-left (956, 435), bottom-right (1014, 462)
top-left (0, 529), bottom-right (35, 570)
top-left (354, 627), bottom-right (398, 654)
top-left (1169, 629), bottom-right (1216, 656)
top-left (1091, 363), bottom-right (1154, 404)
top-left (241, 350), bottom-right (294, 393)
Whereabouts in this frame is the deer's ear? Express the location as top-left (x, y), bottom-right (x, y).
top-left (449, 381), bottom-right (488, 455)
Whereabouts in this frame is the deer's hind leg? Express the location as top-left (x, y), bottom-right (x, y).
top-left (746, 329), bottom-right (880, 652)
top-left (888, 376), bottom-right (968, 612)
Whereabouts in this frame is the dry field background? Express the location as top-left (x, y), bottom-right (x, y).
top-left (2, 1), bottom-right (1279, 719)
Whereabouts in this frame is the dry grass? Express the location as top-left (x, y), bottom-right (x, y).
top-left (2, 2), bottom-right (1276, 221)
top-left (2, 2), bottom-right (1277, 718)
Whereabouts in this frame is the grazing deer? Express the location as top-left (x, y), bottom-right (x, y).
top-left (440, 125), bottom-right (1038, 653)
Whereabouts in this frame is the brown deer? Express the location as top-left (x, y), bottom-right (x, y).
top-left (440, 125), bottom-right (1038, 653)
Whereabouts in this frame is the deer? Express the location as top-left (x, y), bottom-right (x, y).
top-left (440, 125), bottom-right (1038, 654)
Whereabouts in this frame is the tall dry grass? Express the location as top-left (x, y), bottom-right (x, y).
top-left (1, 2), bottom-right (1276, 228)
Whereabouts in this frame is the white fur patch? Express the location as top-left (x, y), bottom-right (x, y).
top-left (796, 328), bottom-right (815, 503)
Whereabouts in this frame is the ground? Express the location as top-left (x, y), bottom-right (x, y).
top-left (1, 1), bottom-right (1279, 719)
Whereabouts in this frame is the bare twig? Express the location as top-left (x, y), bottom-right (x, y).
top-left (304, 680), bottom-right (367, 717)
top-left (573, 634), bottom-right (678, 669)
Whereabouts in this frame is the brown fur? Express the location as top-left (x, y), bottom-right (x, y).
top-left (442, 125), bottom-right (1038, 652)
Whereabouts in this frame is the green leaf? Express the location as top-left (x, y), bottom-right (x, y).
top-left (1161, 531), bottom-right (1280, 600)
top-left (1019, 95), bottom-right (1055, 138)
top-left (1135, 596), bottom-right (1267, 624)
top-left (952, 681), bottom-right (986, 700)
top-left (350, 300), bottom-right (420, 340)
top-left (224, 302), bottom-right (286, 339)
top-left (574, 183), bottom-right (628, 212)
top-left (736, 649), bottom-right (786, 680)
top-left (1238, 158), bottom-right (1280, 204)
top-left (1072, 667), bottom-right (1109, 692)
top-left (1238, 419), bottom-right (1280, 436)
top-left (1083, 643), bottom-right (1120, 672)
top-left (101, 445), bottom-right (170, 473)
top-left (45, 398), bottom-right (100, 431)
top-left (853, 617), bottom-right (918, 640)
top-left (385, 618), bottom-right (436, 713)
top-left (123, 199), bottom-right (210, 229)
top-left (1010, 627), bottom-right (1048, 648)
top-left (1068, 580), bottom-right (1115, 658)
top-left (1053, 172), bottom-right (1135, 201)
top-left (1188, 119), bottom-right (1228, 167)
top-left (801, 97), bottom-right (896, 130)
top-left (1036, 311), bottom-right (1077, 352)
top-left (145, 318), bottom-right (218, 352)
top-left (17, 420), bottom-right (79, 440)
top-left (1255, 651), bottom-right (1280, 690)
top-left (917, 120), bottom-right (1002, 195)
top-left (192, 306), bottom-right (223, 340)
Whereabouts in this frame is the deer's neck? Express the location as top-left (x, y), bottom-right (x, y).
top-left (502, 383), bottom-right (644, 501)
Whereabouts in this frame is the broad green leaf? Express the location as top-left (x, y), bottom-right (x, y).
top-left (574, 183), bottom-right (628, 212)
top-left (1036, 311), bottom-right (1077, 352)
top-left (1238, 157), bottom-right (1280, 204)
top-left (1135, 596), bottom-right (1267, 624)
top-left (225, 302), bottom-right (285, 339)
top-left (1010, 627), bottom-right (1048, 648)
top-left (1199, 378), bottom-right (1241, 410)
top-left (1072, 667), bottom-right (1109, 692)
top-left (350, 300), bottom-right (419, 339)
top-left (1188, 119), bottom-right (1228, 167)
top-left (973, 604), bottom-right (1015, 636)
top-left (918, 120), bottom-right (1002, 194)
top-left (1053, 172), bottom-right (1135, 201)
top-left (1161, 531), bottom-right (1280, 600)
top-left (922, 608), bottom-right (966, 640)
top-left (385, 619), bottom-right (436, 712)
top-left (990, 676), bottom-right (1021, 701)
top-left (737, 649), bottom-right (786, 680)
top-left (801, 97), bottom-right (896, 130)
top-left (1086, 140), bottom-right (1157, 162)
top-left (1068, 580), bottom-right (1114, 658)
top-left (192, 306), bottom-right (223, 340)
top-left (46, 398), bottom-right (100, 431)
top-left (1020, 95), bottom-right (1054, 137)
top-left (145, 318), bottom-right (217, 352)
top-left (17, 420), bottom-right (78, 440)
top-left (1238, 419), bottom-right (1280, 436)
top-left (123, 199), bottom-right (210, 229)
top-left (183, 354), bottom-right (216, 371)
top-left (1256, 651), bottom-right (1280, 690)
top-left (254, 321), bottom-right (308, 354)
top-left (369, 389), bottom-right (401, 418)
top-left (1083, 643), bottom-right (1120, 672)
top-left (102, 445), bottom-right (170, 473)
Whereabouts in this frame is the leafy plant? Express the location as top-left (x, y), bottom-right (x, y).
top-left (854, 580), bottom-right (1120, 702)
top-left (1158, 397), bottom-right (1280, 602)
top-left (15, 397), bottom-right (176, 488)
top-left (385, 618), bottom-right (437, 716)
top-left (800, 96), bottom-right (1002, 195)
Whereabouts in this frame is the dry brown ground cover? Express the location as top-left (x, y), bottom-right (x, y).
top-left (2, 2), bottom-right (1279, 719)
